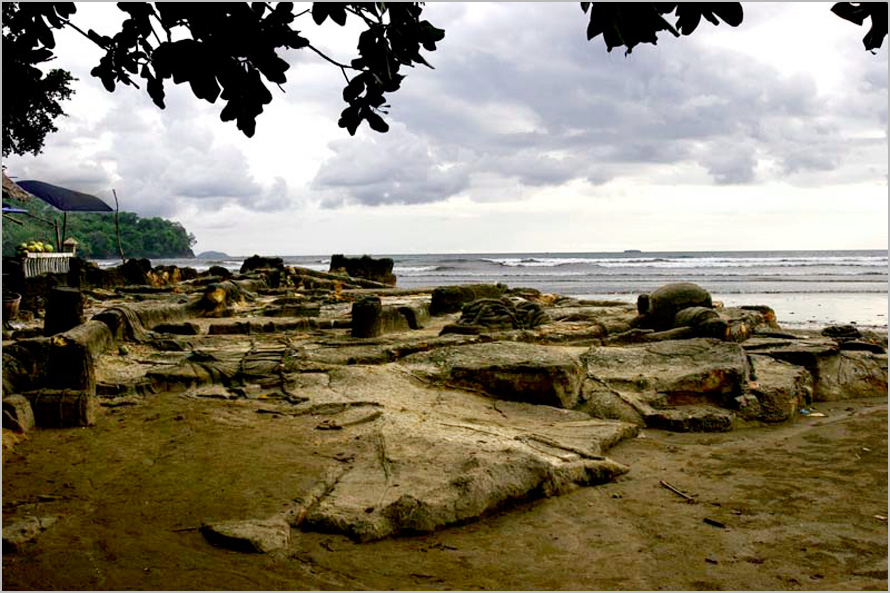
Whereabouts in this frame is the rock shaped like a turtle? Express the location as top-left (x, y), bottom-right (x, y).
top-left (634, 283), bottom-right (713, 331)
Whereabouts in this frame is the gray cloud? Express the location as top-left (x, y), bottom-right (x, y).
top-left (309, 2), bottom-right (883, 205)
top-left (313, 124), bottom-right (470, 206)
top-left (5, 2), bottom-right (887, 224)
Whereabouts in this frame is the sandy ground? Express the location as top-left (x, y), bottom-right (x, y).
top-left (3, 387), bottom-right (886, 591)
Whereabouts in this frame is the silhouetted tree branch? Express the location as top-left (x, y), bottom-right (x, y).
top-left (2, 2), bottom-right (886, 158)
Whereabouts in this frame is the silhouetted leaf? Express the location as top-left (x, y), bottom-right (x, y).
top-left (710, 3), bottom-right (743, 27)
top-left (365, 110), bottom-right (389, 132)
top-left (831, 2), bottom-right (868, 25)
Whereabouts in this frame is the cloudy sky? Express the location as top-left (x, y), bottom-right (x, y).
top-left (4, 2), bottom-right (887, 256)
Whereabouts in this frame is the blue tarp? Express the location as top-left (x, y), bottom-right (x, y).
top-left (16, 180), bottom-right (113, 212)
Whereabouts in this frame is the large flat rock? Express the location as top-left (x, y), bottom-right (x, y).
top-left (403, 341), bottom-right (585, 409)
top-left (581, 338), bottom-right (750, 404)
top-left (579, 338), bottom-right (751, 430)
top-left (304, 412), bottom-right (633, 541)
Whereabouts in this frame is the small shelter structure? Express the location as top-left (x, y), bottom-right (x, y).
top-left (6, 178), bottom-right (114, 277)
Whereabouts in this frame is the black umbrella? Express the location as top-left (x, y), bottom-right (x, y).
top-left (15, 180), bottom-right (112, 212)
top-left (13, 181), bottom-right (120, 256)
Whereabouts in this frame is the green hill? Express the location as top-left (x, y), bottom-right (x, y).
top-left (2, 195), bottom-right (195, 259)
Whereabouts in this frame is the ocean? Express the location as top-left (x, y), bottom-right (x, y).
top-left (102, 250), bottom-right (888, 330)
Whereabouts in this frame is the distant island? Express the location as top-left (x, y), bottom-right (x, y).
top-left (196, 251), bottom-right (231, 259)
top-left (624, 249), bottom-right (642, 254)
top-left (2, 195), bottom-right (195, 259)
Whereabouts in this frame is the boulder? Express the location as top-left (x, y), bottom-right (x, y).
top-left (201, 518), bottom-right (290, 554)
top-left (822, 325), bottom-right (862, 340)
top-left (149, 265), bottom-right (197, 286)
top-left (404, 341), bottom-right (584, 409)
top-left (579, 338), bottom-right (750, 430)
top-left (329, 254), bottom-right (396, 286)
top-left (119, 258), bottom-right (152, 285)
top-left (351, 297), bottom-right (427, 338)
top-left (240, 255), bottom-right (284, 273)
top-left (2, 516), bottom-right (57, 554)
top-left (815, 351), bottom-right (888, 401)
top-left (2, 395), bottom-right (35, 433)
top-left (744, 338), bottom-right (888, 401)
top-left (720, 306), bottom-right (781, 342)
top-left (747, 355), bottom-right (813, 422)
top-left (582, 338), bottom-right (749, 404)
top-left (429, 284), bottom-right (505, 316)
top-left (206, 265), bottom-right (233, 279)
top-left (2, 338), bottom-right (52, 395)
top-left (633, 283), bottom-right (713, 331)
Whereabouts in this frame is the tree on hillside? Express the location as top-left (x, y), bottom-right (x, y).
top-left (2, 2), bottom-right (886, 156)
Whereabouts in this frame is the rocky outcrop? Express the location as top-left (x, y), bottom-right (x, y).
top-left (201, 518), bottom-right (290, 553)
top-left (579, 338), bottom-right (751, 430)
top-left (2, 516), bottom-right (57, 554)
top-left (429, 284), bottom-right (504, 316)
top-left (351, 297), bottom-right (429, 338)
top-left (2, 395), bottom-right (35, 433)
top-left (330, 254), bottom-right (397, 286)
top-left (404, 342), bottom-right (585, 409)
top-left (441, 298), bottom-right (550, 335)
top-left (240, 254), bottom-right (284, 273)
top-left (745, 355), bottom-right (813, 422)
top-left (743, 337), bottom-right (888, 401)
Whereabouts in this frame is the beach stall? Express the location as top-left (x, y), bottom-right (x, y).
top-left (11, 179), bottom-right (114, 278)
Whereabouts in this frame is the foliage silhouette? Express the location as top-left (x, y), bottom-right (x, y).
top-left (2, 3), bottom-right (76, 157)
top-left (1, 1), bottom-right (886, 155)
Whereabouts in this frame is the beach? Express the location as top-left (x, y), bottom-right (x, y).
top-left (3, 255), bottom-right (886, 590)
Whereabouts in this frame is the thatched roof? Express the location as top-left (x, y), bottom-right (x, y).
top-left (2, 171), bottom-right (32, 202)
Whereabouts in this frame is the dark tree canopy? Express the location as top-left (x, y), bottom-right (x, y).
top-left (580, 2), bottom-right (887, 55)
top-left (2, 2), bottom-right (76, 157)
top-left (2, 2), bottom-right (886, 157)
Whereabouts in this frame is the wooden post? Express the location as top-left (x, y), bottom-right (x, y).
top-left (54, 217), bottom-right (62, 254)
top-left (113, 188), bottom-right (125, 264)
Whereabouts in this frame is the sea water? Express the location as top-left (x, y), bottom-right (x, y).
top-left (104, 250), bottom-right (888, 330)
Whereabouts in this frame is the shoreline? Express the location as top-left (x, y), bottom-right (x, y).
top-left (3, 258), bottom-right (887, 590)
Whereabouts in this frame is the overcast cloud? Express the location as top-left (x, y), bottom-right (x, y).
top-left (3, 2), bottom-right (887, 254)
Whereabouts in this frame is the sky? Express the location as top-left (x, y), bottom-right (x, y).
top-left (3, 2), bottom-right (888, 256)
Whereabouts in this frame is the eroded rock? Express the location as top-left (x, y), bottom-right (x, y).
top-left (747, 355), bottom-right (813, 422)
top-left (579, 338), bottom-right (750, 430)
top-left (404, 341), bottom-right (584, 409)
top-left (201, 518), bottom-right (290, 553)
top-left (2, 395), bottom-right (35, 432)
top-left (2, 516), bottom-right (57, 554)
top-left (429, 284), bottom-right (504, 316)
top-left (304, 414), bottom-right (631, 541)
